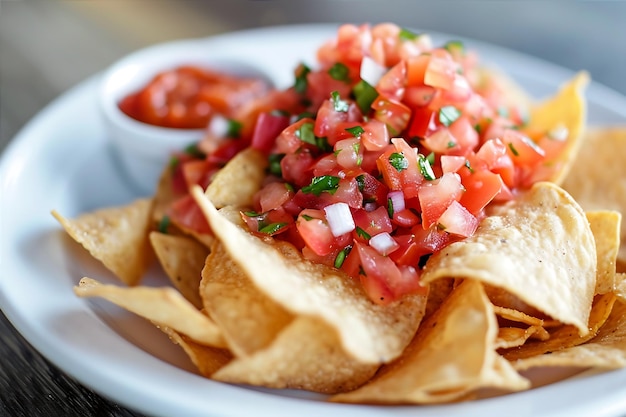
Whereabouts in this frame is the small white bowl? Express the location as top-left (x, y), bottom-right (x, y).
top-left (99, 37), bottom-right (274, 195)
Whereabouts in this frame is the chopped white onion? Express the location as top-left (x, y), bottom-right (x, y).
top-left (369, 232), bottom-right (399, 256)
top-left (208, 114), bottom-right (229, 137)
top-left (360, 56), bottom-right (387, 86)
top-left (324, 202), bottom-right (355, 237)
top-left (387, 190), bottom-right (405, 213)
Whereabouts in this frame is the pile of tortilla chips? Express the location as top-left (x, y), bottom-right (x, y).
top-left (52, 58), bottom-right (626, 405)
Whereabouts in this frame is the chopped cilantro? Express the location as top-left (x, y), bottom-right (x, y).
top-left (331, 91), bottom-right (349, 112)
top-left (301, 214), bottom-right (314, 221)
top-left (184, 143), bottom-right (205, 158)
top-left (387, 197), bottom-right (395, 218)
top-left (464, 159), bottom-right (475, 173)
top-left (418, 154), bottom-right (436, 181)
top-left (158, 215), bottom-right (170, 234)
top-left (294, 63), bottom-right (311, 94)
top-left (352, 80), bottom-right (378, 114)
top-left (301, 175), bottom-right (340, 196)
top-left (328, 62), bottom-right (350, 82)
top-left (438, 105), bottom-right (461, 127)
top-left (258, 222), bottom-right (288, 235)
top-left (226, 119), bottom-right (243, 138)
top-left (389, 152), bottom-right (409, 172)
top-left (444, 40), bottom-right (465, 55)
top-left (345, 125), bottom-right (365, 138)
top-left (508, 142), bottom-right (520, 156)
top-left (356, 226), bottom-right (371, 240)
top-left (399, 27), bottom-right (420, 41)
top-left (334, 245), bottom-right (352, 268)
top-left (268, 153), bottom-right (285, 177)
top-left (356, 174), bottom-right (366, 191)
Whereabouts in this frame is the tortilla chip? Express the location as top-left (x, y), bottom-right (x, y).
top-left (191, 186), bottom-right (427, 364)
top-left (200, 242), bottom-right (294, 357)
top-left (213, 315), bottom-right (379, 394)
top-left (149, 232), bottom-right (209, 309)
top-left (204, 147), bottom-right (267, 209)
top-left (502, 293), bottom-right (617, 361)
top-left (616, 273), bottom-right (626, 303)
top-left (74, 277), bottom-right (226, 348)
top-left (562, 127), bottom-right (626, 271)
top-left (52, 199), bottom-right (153, 286)
top-left (332, 280), bottom-right (529, 404)
top-left (422, 182), bottom-right (596, 335)
top-left (159, 326), bottom-right (232, 376)
top-left (495, 326), bottom-right (550, 350)
top-left (151, 165), bottom-right (181, 227)
top-left (586, 211), bottom-right (621, 294)
top-left (513, 299), bottom-right (626, 371)
top-left (526, 71), bottom-right (589, 185)
top-left (492, 304), bottom-right (544, 327)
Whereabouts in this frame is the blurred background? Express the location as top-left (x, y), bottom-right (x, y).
top-left (1, 0), bottom-right (626, 147)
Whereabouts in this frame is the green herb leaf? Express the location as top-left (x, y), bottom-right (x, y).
top-left (464, 159), bottom-right (475, 173)
top-left (418, 154), bottom-right (436, 181)
top-left (258, 222), bottom-right (288, 235)
top-left (294, 63), bottom-right (311, 94)
top-left (296, 121), bottom-right (317, 146)
top-left (399, 27), bottom-right (420, 41)
top-left (508, 142), bottom-right (520, 156)
top-left (438, 105), bottom-right (461, 127)
top-left (426, 152), bottom-right (435, 165)
top-left (356, 226), bottom-right (371, 240)
top-left (345, 125), bottom-right (365, 138)
top-left (328, 62), bottom-right (350, 82)
top-left (184, 143), bottom-right (205, 158)
top-left (444, 40), bottom-right (465, 55)
top-left (356, 174), bottom-right (366, 192)
top-left (353, 80), bottom-right (378, 114)
top-left (158, 215), bottom-right (170, 234)
top-left (387, 197), bottom-right (395, 218)
top-left (301, 175), bottom-right (340, 196)
top-left (334, 245), bottom-right (352, 268)
top-left (331, 91), bottom-right (349, 112)
top-left (301, 214), bottom-right (314, 221)
top-left (268, 153), bottom-right (285, 177)
top-left (389, 152), bottom-right (409, 172)
top-left (226, 119), bottom-right (242, 138)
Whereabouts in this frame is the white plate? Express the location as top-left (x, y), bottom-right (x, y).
top-left (2, 24), bottom-right (626, 417)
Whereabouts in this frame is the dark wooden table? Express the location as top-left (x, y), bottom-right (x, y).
top-left (2, 2), bottom-right (626, 416)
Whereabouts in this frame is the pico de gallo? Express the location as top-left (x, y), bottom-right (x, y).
top-left (164, 23), bottom-right (570, 305)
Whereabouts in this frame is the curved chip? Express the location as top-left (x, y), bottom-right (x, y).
top-left (332, 280), bottom-right (529, 404)
top-left (421, 182), bottom-right (596, 335)
top-left (191, 186), bottom-right (427, 364)
top-left (74, 277), bottom-right (226, 348)
top-left (52, 199), bottom-right (153, 286)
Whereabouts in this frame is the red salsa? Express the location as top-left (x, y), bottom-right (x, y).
top-left (119, 65), bottom-right (270, 129)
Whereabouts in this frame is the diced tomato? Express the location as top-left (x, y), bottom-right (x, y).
top-left (407, 106), bottom-right (437, 139)
top-left (259, 181), bottom-right (294, 212)
top-left (406, 54), bottom-right (430, 86)
top-left (440, 155), bottom-right (466, 174)
top-left (251, 112), bottom-right (291, 154)
top-left (352, 207), bottom-right (393, 241)
top-left (476, 138), bottom-right (516, 188)
top-left (437, 200), bottom-right (478, 237)
top-left (314, 97), bottom-right (362, 141)
top-left (424, 54), bottom-right (457, 90)
top-left (448, 115), bottom-right (479, 153)
top-left (335, 137), bottom-right (363, 169)
top-left (376, 61), bottom-right (406, 101)
top-left (502, 129), bottom-right (546, 166)
top-left (168, 195), bottom-right (212, 234)
top-left (280, 151), bottom-right (315, 187)
top-left (296, 209), bottom-right (335, 256)
top-left (392, 208), bottom-right (420, 228)
top-left (418, 172), bottom-right (464, 229)
top-left (459, 169), bottom-right (503, 214)
top-left (360, 119), bottom-right (390, 151)
top-left (358, 172), bottom-right (389, 206)
top-left (371, 95), bottom-right (411, 136)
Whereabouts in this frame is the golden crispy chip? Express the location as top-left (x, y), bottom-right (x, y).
top-left (485, 286), bottom-right (545, 320)
top-left (205, 147), bottom-right (267, 209)
top-left (159, 326), bottom-right (232, 376)
top-left (74, 277), bottom-right (226, 348)
top-left (52, 199), bottom-right (153, 286)
top-left (422, 182), bottom-right (596, 335)
top-left (191, 186), bottom-right (427, 364)
top-left (503, 292), bottom-right (616, 361)
top-left (332, 280), bottom-right (530, 404)
top-left (149, 232), bottom-right (209, 309)
top-left (495, 326), bottom-right (550, 350)
top-left (201, 242), bottom-right (294, 357)
top-left (562, 127), bottom-right (626, 271)
top-left (526, 72), bottom-right (589, 185)
top-left (616, 273), bottom-right (626, 303)
top-left (586, 211), bottom-right (621, 294)
top-left (213, 315), bottom-right (379, 394)
top-left (492, 304), bottom-right (544, 327)
top-left (513, 299), bottom-right (626, 371)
